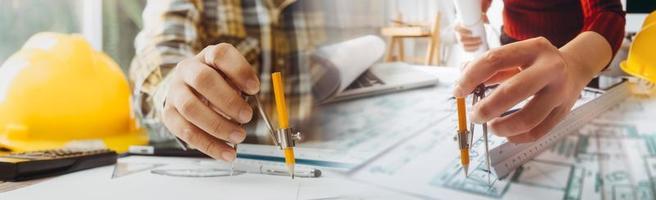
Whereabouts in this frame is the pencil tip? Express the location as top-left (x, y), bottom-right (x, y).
top-left (287, 165), bottom-right (295, 179)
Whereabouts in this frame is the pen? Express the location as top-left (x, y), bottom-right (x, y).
top-left (271, 72), bottom-right (296, 179)
top-left (456, 97), bottom-right (470, 176)
top-left (152, 162), bottom-right (322, 178)
top-left (129, 145), bottom-right (311, 178)
top-left (151, 167), bottom-right (320, 178)
top-left (232, 161), bottom-right (320, 178)
top-left (128, 145), bottom-right (208, 157)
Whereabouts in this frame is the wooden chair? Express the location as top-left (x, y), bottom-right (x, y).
top-left (381, 13), bottom-right (442, 65)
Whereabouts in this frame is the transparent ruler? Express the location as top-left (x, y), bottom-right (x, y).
top-left (490, 81), bottom-right (631, 178)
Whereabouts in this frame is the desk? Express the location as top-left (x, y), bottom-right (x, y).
top-left (3, 67), bottom-right (656, 200)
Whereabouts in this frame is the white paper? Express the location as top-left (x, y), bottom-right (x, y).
top-left (317, 35), bottom-right (385, 93)
top-left (1, 156), bottom-right (420, 200)
top-left (312, 35), bottom-right (386, 101)
top-left (348, 84), bottom-right (656, 199)
top-left (453, 0), bottom-right (488, 55)
top-left (453, 0), bottom-right (483, 26)
top-left (463, 22), bottom-right (489, 55)
top-left (6, 68), bottom-right (654, 200)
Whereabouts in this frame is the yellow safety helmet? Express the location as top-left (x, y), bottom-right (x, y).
top-left (642, 10), bottom-right (656, 29)
top-left (621, 11), bottom-right (656, 84)
top-left (0, 32), bottom-right (148, 153)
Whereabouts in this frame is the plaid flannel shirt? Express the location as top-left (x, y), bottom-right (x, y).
top-left (130, 0), bottom-right (325, 144)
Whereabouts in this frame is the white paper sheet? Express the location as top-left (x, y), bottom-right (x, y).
top-left (348, 85), bottom-right (656, 199)
top-left (312, 35), bottom-right (386, 101)
top-left (1, 156), bottom-right (421, 200)
top-left (453, 0), bottom-right (488, 55)
top-left (7, 68), bottom-right (653, 200)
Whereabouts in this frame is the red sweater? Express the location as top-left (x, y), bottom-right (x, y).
top-left (502, 0), bottom-right (626, 54)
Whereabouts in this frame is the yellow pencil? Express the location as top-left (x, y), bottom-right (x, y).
top-left (271, 72), bottom-right (295, 179)
top-left (456, 97), bottom-right (470, 176)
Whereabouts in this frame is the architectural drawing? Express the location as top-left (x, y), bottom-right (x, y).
top-left (350, 93), bottom-right (656, 200)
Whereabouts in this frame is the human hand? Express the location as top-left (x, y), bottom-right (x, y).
top-left (163, 43), bottom-right (260, 161)
top-left (453, 37), bottom-right (596, 143)
top-left (455, 24), bottom-right (483, 52)
top-left (455, 0), bottom-right (490, 53)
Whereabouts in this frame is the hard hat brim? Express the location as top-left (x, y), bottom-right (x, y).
top-left (0, 129), bottom-right (149, 153)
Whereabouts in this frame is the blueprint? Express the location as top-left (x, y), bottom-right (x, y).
top-left (348, 89), bottom-right (656, 200)
top-left (302, 79), bottom-right (456, 167)
top-left (1, 156), bottom-right (423, 200)
top-left (3, 66), bottom-right (655, 200)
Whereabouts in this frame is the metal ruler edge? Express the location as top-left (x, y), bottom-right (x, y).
top-left (489, 81), bottom-right (631, 178)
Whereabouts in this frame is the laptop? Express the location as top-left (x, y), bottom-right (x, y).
top-left (323, 62), bottom-right (440, 103)
top-left (311, 35), bottom-right (440, 104)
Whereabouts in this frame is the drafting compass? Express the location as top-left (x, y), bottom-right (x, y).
top-left (469, 84), bottom-right (492, 183)
top-left (251, 73), bottom-right (302, 179)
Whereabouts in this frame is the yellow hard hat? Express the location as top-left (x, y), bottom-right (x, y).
top-left (621, 11), bottom-right (656, 84)
top-left (0, 32), bottom-right (148, 153)
top-left (642, 10), bottom-right (656, 29)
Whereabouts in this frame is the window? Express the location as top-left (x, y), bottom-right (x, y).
top-left (0, 0), bottom-right (82, 63)
top-left (102, 1), bottom-right (145, 72)
top-left (0, 0), bottom-right (145, 73)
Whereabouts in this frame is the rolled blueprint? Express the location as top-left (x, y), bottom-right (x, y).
top-left (311, 35), bottom-right (386, 102)
top-left (453, 0), bottom-right (488, 55)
